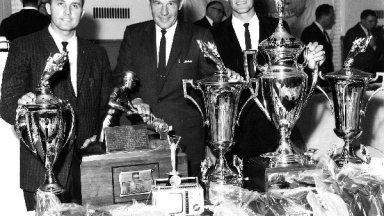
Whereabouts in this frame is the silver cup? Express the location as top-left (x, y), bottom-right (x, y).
top-left (318, 37), bottom-right (384, 167)
top-left (253, 0), bottom-right (319, 167)
top-left (15, 52), bottom-right (75, 194)
top-left (183, 41), bottom-right (254, 185)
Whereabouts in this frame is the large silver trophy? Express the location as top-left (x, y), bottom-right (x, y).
top-left (318, 37), bottom-right (384, 167)
top-left (15, 52), bottom-right (75, 194)
top-left (183, 41), bottom-right (253, 185)
top-left (254, 0), bottom-right (319, 167)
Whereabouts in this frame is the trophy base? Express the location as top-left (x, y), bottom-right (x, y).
top-left (261, 152), bottom-right (305, 168)
top-left (332, 154), bottom-right (364, 168)
top-left (39, 183), bottom-right (64, 195)
top-left (206, 166), bottom-right (242, 186)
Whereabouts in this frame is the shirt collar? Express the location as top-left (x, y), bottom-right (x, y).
top-left (314, 21), bottom-right (325, 32)
top-left (155, 21), bottom-right (178, 36)
top-left (48, 24), bottom-right (77, 52)
top-left (23, 6), bottom-right (38, 11)
top-left (359, 23), bottom-right (370, 36)
top-left (205, 16), bottom-right (214, 26)
top-left (232, 13), bottom-right (259, 28)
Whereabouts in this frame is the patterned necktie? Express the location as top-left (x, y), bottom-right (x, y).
top-left (158, 29), bottom-right (167, 78)
top-left (244, 23), bottom-right (252, 50)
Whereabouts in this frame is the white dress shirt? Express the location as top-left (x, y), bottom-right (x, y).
top-left (232, 14), bottom-right (260, 51)
top-left (48, 24), bottom-right (78, 96)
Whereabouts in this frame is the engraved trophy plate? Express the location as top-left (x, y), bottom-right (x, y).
top-left (254, 0), bottom-right (319, 167)
top-left (15, 52), bottom-right (75, 194)
top-left (318, 36), bottom-right (384, 167)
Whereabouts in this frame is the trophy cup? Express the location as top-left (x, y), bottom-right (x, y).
top-left (317, 37), bottom-right (384, 167)
top-left (254, 0), bottom-right (319, 167)
top-left (183, 41), bottom-right (254, 185)
top-left (15, 52), bottom-right (75, 193)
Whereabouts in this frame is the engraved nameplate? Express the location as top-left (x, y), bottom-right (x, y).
top-left (105, 125), bottom-right (149, 152)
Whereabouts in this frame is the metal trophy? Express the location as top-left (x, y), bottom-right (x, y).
top-left (167, 135), bottom-right (182, 186)
top-left (99, 71), bottom-right (172, 142)
top-left (183, 41), bottom-right (254, 185)
top-left (15, 52), bottom-right (75, 194)
top-left (317, 37), bottom-right (384, 167)
top-left (254, 0), bottom-right (319, 167)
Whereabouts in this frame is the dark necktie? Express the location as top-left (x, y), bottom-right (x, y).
top-left (244, 23), bottom-right (252, 50)
top-left (158, 29), bottom-right (167, 78)
top-left (323, 30), bottom-right (331, 44)
top-left (62, 41), bottom-right (68, 53)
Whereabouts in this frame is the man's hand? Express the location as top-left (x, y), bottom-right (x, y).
top-left (18, 92), bottom-right (36, 105)
top-left (80, 135), bottom-right (97, 149)
top-left (306, 42), bottom-right (326, 70)
top-left (131, 98), bottom-right (151, 123)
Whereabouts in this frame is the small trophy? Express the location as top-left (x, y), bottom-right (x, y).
top-left (167, 135), bottom-right (181, 186)
top-left (318, 36), bottom-right (384, 167)
top-left (15, 52), bottom-right (75, 193)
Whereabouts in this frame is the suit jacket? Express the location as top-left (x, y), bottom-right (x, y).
top-left (344, 23), bottom-right (383, 74)
top-left (194, 17), bottom-right (213, 30)
top-left (0, 9), bottom-right (50, 41)
top-left (0, 28), bottom-right (112, 195)
top-left (212, 15), bottom-right (304, 164)
top-left (301, 22), bottom-right (334, 74)
top-left (114, 20), bottom-right (215, 175)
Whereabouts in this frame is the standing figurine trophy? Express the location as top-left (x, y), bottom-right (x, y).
top-left (254, 0), bottom-right (320, 167)
top-left (167, 135), bottom-right (182, 186)
top-left (318, 36), bottom-right (384, 167)
top-left (183, 41), bottom-right (254, 185)
top-left (15, 52), bottom-right (75, 194)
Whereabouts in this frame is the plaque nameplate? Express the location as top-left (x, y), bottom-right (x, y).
top-left (105, 125), bottom-right (148, 152)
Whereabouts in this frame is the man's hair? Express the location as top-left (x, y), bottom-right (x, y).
top-left (361, 9), bottom-right (376, 20)
top-left (22, 0), bottom-right (39, 6)
top-left (47, 0), bottom-right (85, 6)
top-left (206, 1), bottom-right (224, 11)
top-left (315, 4), bottom-right (333, 20)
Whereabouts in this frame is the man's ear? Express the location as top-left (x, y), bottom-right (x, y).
top-left (45, 3), bottom-right (52, 16)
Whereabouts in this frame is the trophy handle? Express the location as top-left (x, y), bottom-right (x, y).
top-left (302, 61), bottom-right (320, 109)
top-left (364, 72), bottom-right (384, 114)
top-left (63, 102), bottom-right (76, 148)
top-left (238, 78), bottom-right (260, 125)
top-left (15, 106), bottom-right (38, 154)
top-left (316, 85), bottom-right (335, 114)
top-left (182, 79), bottom-right (206, 126)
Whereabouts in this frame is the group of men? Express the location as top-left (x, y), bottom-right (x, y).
top-left (0, 0), bottom-right (325, 211)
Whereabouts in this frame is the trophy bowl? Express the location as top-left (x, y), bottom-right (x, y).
top-left (15, 52), bottom-right (75, 194)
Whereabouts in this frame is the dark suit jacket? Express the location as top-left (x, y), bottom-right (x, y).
top-left (0, 28), bottom-right (111, 198)
top-left (301, 22), bottom-right (334, 74)
top-left (114, 20), bottom-right (215, 175)
top-left (212, 15), bottom-right (304, 165)
top-left (194, 17), bottom-right (213, 30)
top-left (344, 23), bottom-right (383, 74)
top-left (0, 9), bottom-right (50, 41)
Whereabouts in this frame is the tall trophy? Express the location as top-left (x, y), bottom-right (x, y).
top-left (15, 52), bottom-right (75, 193)
top-left (254, 0), bottom-right (319, 167)
top-left (183, 41), bottom-right (254, 185)
top-left (318, 37), bottom-right (384, 167)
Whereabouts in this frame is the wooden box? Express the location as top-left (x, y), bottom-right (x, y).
top-left (81, 149), bottom-right (188, 206)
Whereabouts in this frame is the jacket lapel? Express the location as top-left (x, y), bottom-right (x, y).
top-left (77, 39), bottom-right (89, 96)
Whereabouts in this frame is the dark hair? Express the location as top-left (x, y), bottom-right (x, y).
top-left (47, 0), bottom-right (85, 6)
top-left (206, 1), bottom-right (224, 11)
top-left (361, 9), bottom-right (376, 20)
top-left (315, 4), bottom-right (333, 19)
top-left (22, 0), bottom-right (39, 5)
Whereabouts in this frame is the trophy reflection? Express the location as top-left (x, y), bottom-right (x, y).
top-left (15, 52), bottom-right (75, 193)
top-left (253, 0), bottom-right (319, 167)
top-left (318, 37), bottom-right (384, 167)
top-left (183, 41), bottom-right (254, 185)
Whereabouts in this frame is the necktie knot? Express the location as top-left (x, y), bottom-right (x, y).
top-left (62, 41), bottom-right (68, 52)
top-left (243, 23), bottom-right (250, 29)
top-left (161, 29), bottom-right (167, 36)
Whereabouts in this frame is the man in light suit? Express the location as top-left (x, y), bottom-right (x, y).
top-left (114, 0), bottom-right (240, 176)
top-left (301, 4), bottom-right (335, 85)
top-left (0, 0), bottom-right (50, 41)
top-left (212, 0), bottom-right (325, 176)
top-left (0, 0), bottom-right (113, 210)
top-left (194, 1), bottom-right (225, 31)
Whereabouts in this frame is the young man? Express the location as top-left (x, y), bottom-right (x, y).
top-left (0, 0), bottom-right (50, 41)
top-left (114, 0), bottom-right (240, 176)
top-left (0, 0), bottom-right (112, 210)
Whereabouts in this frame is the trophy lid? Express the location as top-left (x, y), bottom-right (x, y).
top-left (197, 72), bottom-right (246, 85)
top-left (325, 67), bottom-right (373, 80)
top-left (258, 0), bottom-right (305, 66)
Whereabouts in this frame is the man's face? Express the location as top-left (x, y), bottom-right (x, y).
top-left (150, 0), bottom-right (182, 29)
top-left (46, 0), bottom-right (84, 33)
top-left (228, 0), bottom-right (254, 16)
top-left (206, 3), bottom-right (225, 23)
top-left (361, 15), bottom-right (377, 31)
top-left (324, 10), bottom-right (335, 30)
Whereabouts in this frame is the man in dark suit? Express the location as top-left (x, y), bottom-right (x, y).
top-left (344, 9), bottom-right (384, 74)
top-left (194, 1), bottom-right (225, 31)
top-left (301, 4), bottom-right (335, 78)
top-left (0, 0), bottom-right (50, 41)
top-left (114, 0), bottom-right (240, 176)
top-left (0, 0), bottom-right (113, 211)
top-left (212, 0), bottom-right (325, 174)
